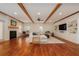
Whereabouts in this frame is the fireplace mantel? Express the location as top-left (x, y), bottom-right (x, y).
top-left (8, 26), bottom-right (19, 29)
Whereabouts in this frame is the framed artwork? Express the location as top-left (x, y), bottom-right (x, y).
top-left (68, 20), bottom-right (77, 34)
top-left (54, 26), bottom-right (57, 30)
top-left (11, 20), bottom-right (17, 26)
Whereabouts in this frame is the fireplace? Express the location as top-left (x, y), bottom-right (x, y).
top-left (10, 31), bottom-right (17, 39)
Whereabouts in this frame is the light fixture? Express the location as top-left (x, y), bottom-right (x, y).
top-left (37, 18), bottom-right (43, 21)
top-left (37, 12), bottom-right (40, 15)
top-left (39, 26), bottom-right (43, 31)
top-left (37, 18), bottom-right (41, 21)
top-left (59, 12), bottom-right (62, 15)
top-left (14, 12), bottom-right (17, 15)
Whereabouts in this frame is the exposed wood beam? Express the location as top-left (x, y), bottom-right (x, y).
top-left (44, 3), bottom-right (62, 23)
top-left (0, 11), bottom-right (24, 23)
top-left (54, 11), bottom-right (79, 24)
top-left (18, 3), bottom-right (34, 23)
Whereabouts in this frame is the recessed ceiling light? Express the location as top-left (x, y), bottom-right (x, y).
top-left (49, 20), bottom-right (52, 22)
top-left (39, 26), bottom-right (43, 31)
top-left (59, 12), bottom-right (62, 15)
top-left (37, 12), bottom-right (40, 15)
top-left (25, 21), bottom-right (29, 23)
top-left (14, 12), bottom-right (17, 15)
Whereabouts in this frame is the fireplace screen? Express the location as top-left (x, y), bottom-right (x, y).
top-left (10, 31), bottom-right (17, 39)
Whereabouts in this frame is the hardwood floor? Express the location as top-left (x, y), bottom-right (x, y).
top-left (0, 37), bottom-right (79, 56)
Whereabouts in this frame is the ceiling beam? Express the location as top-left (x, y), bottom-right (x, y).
top-left (53, 11), bottom-right (79, 24)
top-left (0, 11), bottom-right (24, 23)
top-left (44, 3), bottom-right (62, 23)
top-left (18, 3), bottom-right (34, 23)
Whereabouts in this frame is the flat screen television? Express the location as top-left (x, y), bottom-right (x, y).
top-left (59, 23), bottom-right (67, 30)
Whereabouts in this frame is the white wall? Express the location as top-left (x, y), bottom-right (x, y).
top-left (8, 18), bottom-right (24, 37)
top-left (0, 13), bottom-right (24, 42)
top-left (0, 21), bottom-right (3, 41)
top-left (23, 23), bottom-right (53, 34)
top-left (53, 13), bottom-right (79, 44)
top-left (76, 15), bottom-right (79, 44)
top-left (0, 13), bottom-right (9, 41)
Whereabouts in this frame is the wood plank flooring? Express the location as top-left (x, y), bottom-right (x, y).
top-left (0, 37), bottom-right (79, 56)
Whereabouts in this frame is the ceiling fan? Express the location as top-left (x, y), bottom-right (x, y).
top-left (37, 18), bottom-right (43, 21)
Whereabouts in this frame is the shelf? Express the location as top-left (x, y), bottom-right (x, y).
top-left (8, 26), bottom-right (19, 29)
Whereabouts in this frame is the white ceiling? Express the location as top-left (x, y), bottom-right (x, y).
top-left (0, 3), bottom-right (31, 23)
top-left (48, 3), bottom-right (79, 23)
top-left (24, 3), bottom-right (56, 23)
top-left (0, 3), bottom-right (79, 24)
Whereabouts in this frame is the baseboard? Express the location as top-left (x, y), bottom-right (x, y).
top-left (54, 35), bottom-right (79, 46)
top-left (0, 40), bottom-right (9, 44)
